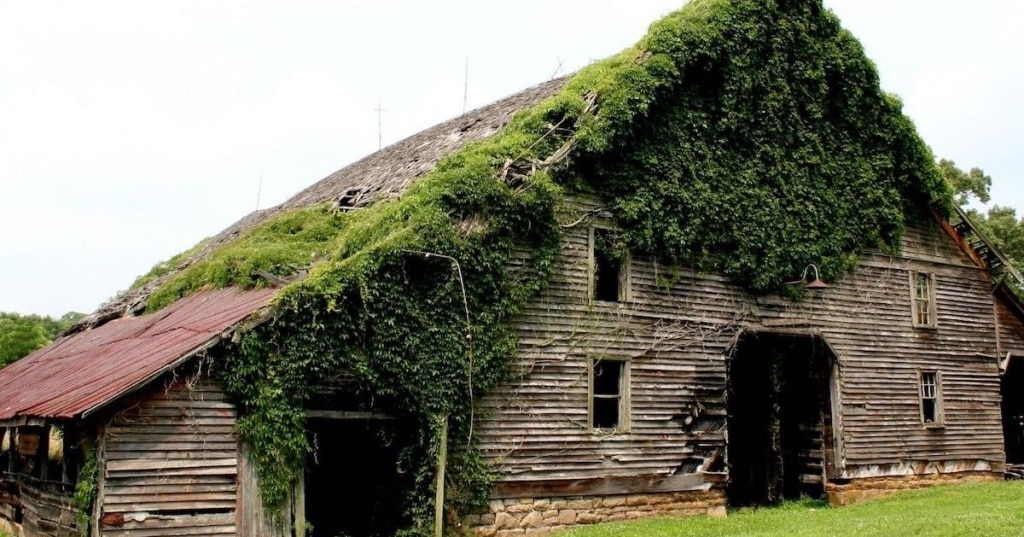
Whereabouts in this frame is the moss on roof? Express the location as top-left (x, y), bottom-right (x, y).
top-left (145, 0), bottom-right (949, 310)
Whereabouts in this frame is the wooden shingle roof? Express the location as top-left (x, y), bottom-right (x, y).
top-left (81, 77), bottom-right (568, 329)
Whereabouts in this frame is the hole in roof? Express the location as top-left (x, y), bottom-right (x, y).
top-left (338, 189), bottom-right (362, 210)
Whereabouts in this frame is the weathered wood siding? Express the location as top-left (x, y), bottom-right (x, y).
top-left (99, 377), bottom-right (238, 536)
top-left (997, 298), bottom-right (1024, 356)
top-left (238, 444), bottom-right (291, 537)
top-left (20, 481), bottom-right (77, 537)
top-left (477, 196), bottom-right (1005, 496)
top-left (782, 222), bottom-right (1004, 474)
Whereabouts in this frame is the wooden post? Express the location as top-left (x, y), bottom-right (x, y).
top-left (8, 428), bottom-right (15, 473)
top-left (92, 426), bottom-right (107, 537)
top-left (434, 415), bottom-right (448, 537)
top-left (2, 427), bottom-right (10, 473)
top-left (37, 425), bottom-right (50, 481)
top-left (294, 471), bottom-right (306, 537)
top-left (1, 428), bottom-right (6, 467)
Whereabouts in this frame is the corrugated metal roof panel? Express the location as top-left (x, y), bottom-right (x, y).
top-left (0, 287), bottom-right (276, 423)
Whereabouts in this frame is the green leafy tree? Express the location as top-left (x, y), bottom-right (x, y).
top-left (976, 205), bottom-right (1024, 268)
top-left (0, 316), bottom-right (49, 367)
top-left (939, 158), bottom-right (992, 206)
top-left (941, 159), bottom-right (1024, 271)
top-left (0, 311), bottom-right (86, 367)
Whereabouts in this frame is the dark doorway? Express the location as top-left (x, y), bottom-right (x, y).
top-left (1002, 357), bottom-right (1024, 466)
top-left (726, 333), bottom-right (835, 506)
top-left (305, 417), bottom-right (409, 537)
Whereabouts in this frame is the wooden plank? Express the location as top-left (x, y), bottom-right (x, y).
top-left (106, 458), bottom-right (236, 473)
top-left (306, 410), bottom-right (394, 420)
top-left (108, 512), bottom-right (234, 529)
top-left (238, 443), bottom-right (287, 537)
top-left (17, 480), bottom-right (77, 537)
top-left (104, 499), bottom-right (236, 513)
top-left (492, 473), bottom-right (708, 499)
top-left (105, 450), bottom-right (237, 462)
top-left (104, 491), bottom-right (236, 505)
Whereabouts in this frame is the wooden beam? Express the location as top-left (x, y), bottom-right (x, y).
top-left (3, 427), bottom-right (11, 473)
top-left (434, 415), bottom-right (448, 537)
top-left (0, 417), bottom-right (48, 428)
top-left (35, 426), bottom-right (49, 481)
top-left (491, 473), bottom-right (709, 499)
top-left (305, 410), bottom-right (394, 420)
top-left (294, 471), bottom-right (306, 537)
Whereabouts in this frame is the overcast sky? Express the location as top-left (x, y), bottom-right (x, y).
top-left (2, 1), bottom-right (1022, 317)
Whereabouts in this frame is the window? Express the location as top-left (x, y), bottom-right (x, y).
top-left (919, 370), bottom-right (943, 426)
top-left (589, 358), bottom-right (630, 432)
top-left (2, 425), bottom-right (79, 482)
top-left (911, 272), bottom-right (936, 327)
top-left (590, 227), bottom-right (630, 302)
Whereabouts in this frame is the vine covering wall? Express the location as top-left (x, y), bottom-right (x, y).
top-left (133, 0), bottom-right (952, 533)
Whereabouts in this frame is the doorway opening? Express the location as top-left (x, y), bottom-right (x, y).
top-left (304, 416), bottom-right (410, 537)
top-left (726, 333), bottom-right (836, 506)
top-left (1001, 356), bottom-right (1024, 468)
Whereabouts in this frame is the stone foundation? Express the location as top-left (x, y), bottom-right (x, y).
top-left (825, 471), bottom-right (1002, 505)
top-left (0, 517), bottom-right (22, 537)
top-left (464, 490), bottom-right (726, 535)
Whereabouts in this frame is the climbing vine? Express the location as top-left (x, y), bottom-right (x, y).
top-left (72, 442), bottom-right (97, 537)
top-left (140, 0), bottom-right (953, 533)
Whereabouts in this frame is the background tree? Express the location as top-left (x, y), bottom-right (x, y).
top-left (0, 311), bottom-right (85, 367)
top-left (977, 205), bottom-right (1024, 269)
top-left (941, 158), bottom-right (1024, 271)
top-left (939, 158), bottom-right (992, 206)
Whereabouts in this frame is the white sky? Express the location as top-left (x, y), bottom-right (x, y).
top-left (1, 1), bottom-right (1022, 317)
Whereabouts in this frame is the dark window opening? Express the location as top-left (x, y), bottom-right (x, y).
top-left (591, 359), bottom-right (627, 430)
top-left (593, 228), bottom-right (625, 302)
top-left (920, 371), bottom-right (941, 425)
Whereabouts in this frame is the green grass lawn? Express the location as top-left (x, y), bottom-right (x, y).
top-left (557, 481), bottom-right (1024, 537)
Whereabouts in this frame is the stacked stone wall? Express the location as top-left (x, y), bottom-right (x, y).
top-left (825, 471), bottom-right (1002, 505)
top-left (465, 490), bottom-right (726, 536)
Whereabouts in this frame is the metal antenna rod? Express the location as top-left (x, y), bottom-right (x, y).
top-left (462, 56), bottom-right (469, 114)
top-left (550, 57), bottom-right (564, 79)
top-left (373, 99), bottom-right (385, 150)
top-left (400, 249), bottom-right (476, 444)
top-left (255, 174), bottom-right (263, 210)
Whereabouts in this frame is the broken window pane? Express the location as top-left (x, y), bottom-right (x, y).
top-left (920, 371), bottom-right (940, 425)
top-left (593, 398), bottom-right (620, 429)
top-left (591, 359), bottom-right (627, 431)
top-left (593, 360), bottom-right (622, 396)
top-left (912, 272), bottom-right (936, 326)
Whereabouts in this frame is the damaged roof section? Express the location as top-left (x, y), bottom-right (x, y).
top-left (79, 77), bottom-right (568, 331)
top-left (0, 287), bottom-right (276, 425)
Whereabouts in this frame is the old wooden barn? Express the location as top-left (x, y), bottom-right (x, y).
top-left (3, 0), bottom-right (1024, 535)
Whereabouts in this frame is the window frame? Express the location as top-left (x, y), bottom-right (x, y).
top-left (918, 369), bottom-right (944, 428)
top-left (588, 226), bottom-right (631, 304)
top-left (587, 356), bottom-right (631, 433)
top-left (909, 271), bottom-right (938, 328)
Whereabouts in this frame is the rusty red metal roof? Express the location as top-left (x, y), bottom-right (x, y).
top-left (0, 287), bottom-right (276, 424)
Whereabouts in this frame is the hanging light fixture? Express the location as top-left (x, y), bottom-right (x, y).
top-left (802, 263), bottom-right (830, 290)
top-left (788, 263), bottom-right (830, 290)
